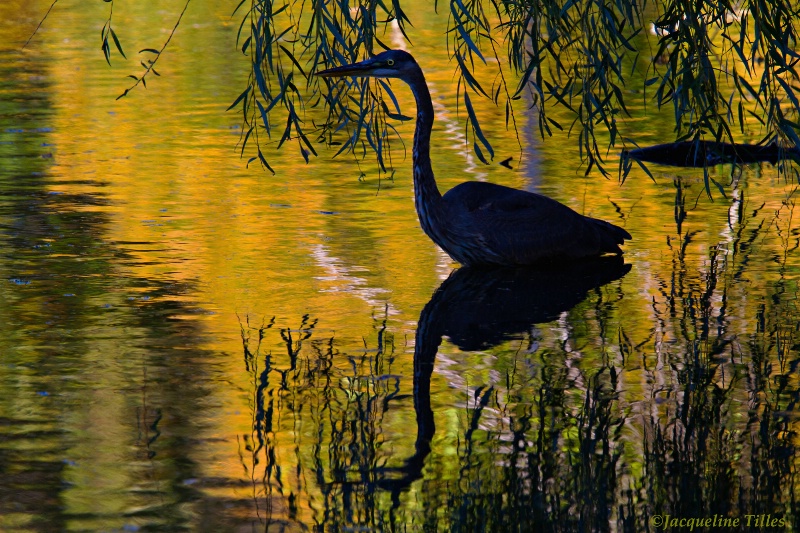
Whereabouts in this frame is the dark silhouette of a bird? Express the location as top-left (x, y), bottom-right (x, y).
top-left (318, 50), bottom-right (631, 266)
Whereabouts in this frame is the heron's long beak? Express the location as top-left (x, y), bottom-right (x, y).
top-left (316, 57), bottom-right (376, 78)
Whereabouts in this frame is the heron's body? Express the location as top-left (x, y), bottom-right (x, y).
top-left (318, 50), bottom-right (631, 266)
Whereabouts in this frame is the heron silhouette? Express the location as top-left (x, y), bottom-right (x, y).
top-left (318, 50), bottom-right (631, 266)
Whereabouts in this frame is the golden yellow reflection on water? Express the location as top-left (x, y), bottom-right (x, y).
top-left (2, 0), bottom-right (800, 530)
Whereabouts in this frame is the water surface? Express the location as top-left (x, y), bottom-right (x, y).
top-left (1, 1), bottom-right (799, 531)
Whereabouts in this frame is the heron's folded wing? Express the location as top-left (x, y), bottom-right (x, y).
top-left (446, 182), bottom-right (603, 263)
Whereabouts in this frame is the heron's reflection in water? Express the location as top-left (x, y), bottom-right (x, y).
top-left (381, 256), bottom-right (631, 493)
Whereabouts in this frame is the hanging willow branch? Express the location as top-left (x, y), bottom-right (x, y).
top-left (117, 0), bottom-right (191, 100)
top-left (227, 0), bottom-right (411, 174)
top-left (231, 0), bottom-right (800, 178)
top-left (26, 0), bottom-right (800, 179)
top-left (492, 0), bottom-right (800, 177)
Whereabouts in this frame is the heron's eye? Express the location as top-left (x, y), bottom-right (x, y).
top-left (387, 59), bottom-right (395, 66)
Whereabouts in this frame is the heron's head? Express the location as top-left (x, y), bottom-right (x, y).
top-left (316, 50), bottom-right (418, 80)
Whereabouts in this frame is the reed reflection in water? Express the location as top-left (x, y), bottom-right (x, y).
top-left (237, 231), bottom-right (800, 531)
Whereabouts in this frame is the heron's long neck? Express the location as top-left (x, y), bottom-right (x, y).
top-left (406, 69), bottom-right (442, 235)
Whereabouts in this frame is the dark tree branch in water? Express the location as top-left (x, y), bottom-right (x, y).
top-left (627, 141), bottom-right (800, 167)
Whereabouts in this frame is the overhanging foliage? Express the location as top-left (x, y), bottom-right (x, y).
top-left (27, 0), bottom-right (800, 178)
